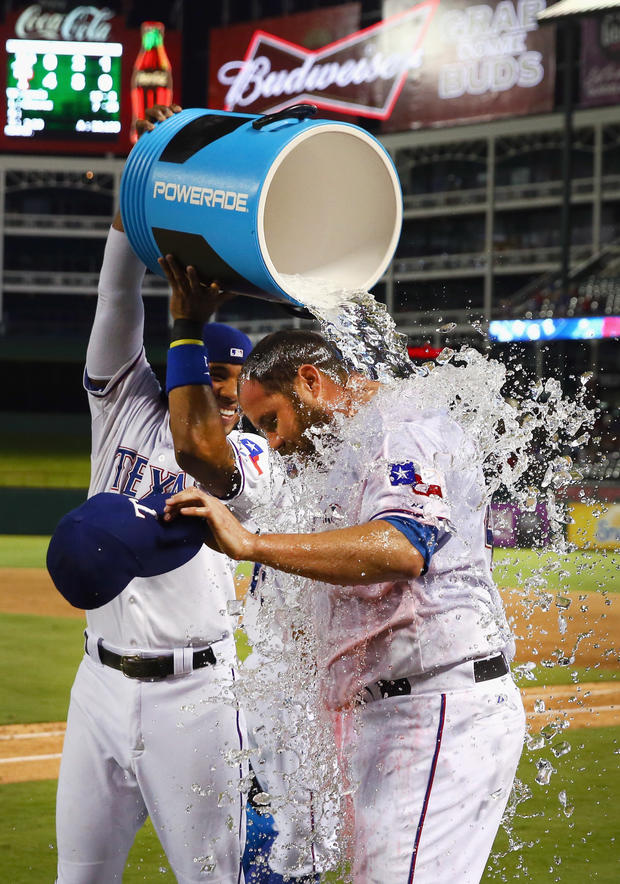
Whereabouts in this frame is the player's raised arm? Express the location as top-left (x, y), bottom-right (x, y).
top-left (160, 255), bottom-right (242, 499)
top-left (85, 105), bottom-right (181, 389)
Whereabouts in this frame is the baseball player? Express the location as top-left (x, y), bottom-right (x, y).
top-left (162, 278), bottom-right (337, 881)
top-left (164, 329), bottom-right (527, 884)
top-left (54, 105), bottom-right (273, 883)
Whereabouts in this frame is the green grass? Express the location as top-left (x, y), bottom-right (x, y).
top-left (0, 613), bottom-right (84, 725)
top-left (494, 548), bottom-right (619, 594)
top-left (0, 535), bottom-right (51, 568)
top-left (2, 727), bottom-right (619, 883)
top-left (482, 726), bottom-right (620, 882)
top-left (512, 665), bottom-right (619, 688)
top-left (0, 430), bottom-right (90, 489)
top-left (0, 780), bottom-right (172, 882)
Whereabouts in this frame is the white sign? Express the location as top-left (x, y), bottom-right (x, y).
top-left (15, 4), bottom-right (114, 42)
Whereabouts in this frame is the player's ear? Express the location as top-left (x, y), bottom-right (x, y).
top-left (296, 364), bottom-right (322, 401)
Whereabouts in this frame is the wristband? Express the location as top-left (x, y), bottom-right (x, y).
top-left (170, 318), bottom-right (204, 345)
top-left (166, 340), bottom-right (212, 393)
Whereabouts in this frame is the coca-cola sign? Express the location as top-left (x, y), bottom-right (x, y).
top-left (217, 0), bottom-right (438, 118)
top-left (15, 3), bottom-right (113, 42)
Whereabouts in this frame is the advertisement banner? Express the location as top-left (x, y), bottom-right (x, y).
top-left (1, 2), bottom-right (181, 155)
top-left (568, 503), bottom-right (620, 550)
top-left (381, 0), bottom-right (556, 131)
top-left (491, 501), bottom-right (551, 548)
top-left (209, 3), bottom-right (364, 115)
top-left (580, 13), bottom-right (620, 109)
top-left (209, 1), bottom-right (555, 129)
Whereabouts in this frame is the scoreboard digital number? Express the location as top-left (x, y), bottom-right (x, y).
top-left (5, 38), bottom-right (122, 138)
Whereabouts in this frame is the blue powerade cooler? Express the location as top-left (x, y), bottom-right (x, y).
top-left (120, 104), bottom-right (402, 305)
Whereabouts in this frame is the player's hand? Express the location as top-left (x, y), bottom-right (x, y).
top-left (164, 488), bottom-right (256, 561)
top-left (159, 254), bottom-right (235, 322)
top-left (135, 104), bottom-right (182, 139)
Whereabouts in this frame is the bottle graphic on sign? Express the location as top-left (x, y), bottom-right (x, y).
top-left (130, 21), bottom-right (173, 143)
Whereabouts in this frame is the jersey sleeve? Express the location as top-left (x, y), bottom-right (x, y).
top-left (361, 424), bottom-right (452, 561)
top-left (85, 227), bottom-right (146, 382)
top-left (223, 431), bottom-right (283, 523)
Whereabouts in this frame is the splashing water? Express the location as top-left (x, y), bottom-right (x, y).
top-left (280, 274), bottom-right (413, 379)
top-left (227, 277), bottom-right (597, 875)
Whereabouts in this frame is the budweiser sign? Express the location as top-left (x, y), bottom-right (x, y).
top-left (216, 0), bottom-right (439, 118)
top-left (15, 4), bottom-right (114, 42)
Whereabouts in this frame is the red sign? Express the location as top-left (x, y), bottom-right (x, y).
top-left (209, 1), bottom-right (555, 130)
top-left (210, 1), bottom-right (438, 119)
top-left (382, 0), bottom-right (556, 131)
top-left (210, 4), bottom-right (361, 115)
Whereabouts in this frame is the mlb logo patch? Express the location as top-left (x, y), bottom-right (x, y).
top-left (230, 347), bottom-right (244, 358)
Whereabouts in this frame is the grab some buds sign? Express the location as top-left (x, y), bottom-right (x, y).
top-left (381, 0), bottom-right (556, 130)
top-left (208, 0), bottom-right (555, 130)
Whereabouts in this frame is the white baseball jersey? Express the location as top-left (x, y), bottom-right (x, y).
top-left (84, 348), bottom-right (271, 654)
top-left (309, 388), bottom-right (515, 710)
top-left (56, 225), bottom-right (271, 884)
top-left (302, 384), bottom-right (525, 884)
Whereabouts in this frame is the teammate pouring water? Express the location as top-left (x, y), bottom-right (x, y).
top-left (55, 105), bottom-right (273, 884)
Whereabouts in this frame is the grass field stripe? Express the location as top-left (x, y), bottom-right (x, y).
top-left (0, 753), bottom-right (62, 764)
top-left (0, 730), bottom-right (65, 740)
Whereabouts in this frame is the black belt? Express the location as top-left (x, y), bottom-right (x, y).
top-left (369, 654), bottom-right (509, 700)
top-left (88, 639), bottom-right (216, 680)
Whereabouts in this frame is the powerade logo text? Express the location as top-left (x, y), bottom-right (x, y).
top-left (152, 180), bottom-right (249, 212)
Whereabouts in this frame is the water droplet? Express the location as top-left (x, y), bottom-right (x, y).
top-left (534, 699), bottom-right (546, 713)
top-left (253, 791), bottom-right (271, 806)
top-left (226, 599), bottom-right (243, 616)
top-left (193, 855), bottom-right (216, 873)
top-left (541, 723), bottom-right (559, 741)
top-left (535, 758), bottom-right (556, 785)
top-left (558, 790), bottom-right (575, 817)
top-left (551, 741), bottom-right (571, 758)
top-left (436, 347), bottom-right (455, 365)
top-left (555, 595), bottom-right (571, 610)
top-left (438, 322), bottom-right (457, 332)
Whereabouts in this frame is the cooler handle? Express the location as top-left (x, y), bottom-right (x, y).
top-left (252, 103), bottom-right (318, 130)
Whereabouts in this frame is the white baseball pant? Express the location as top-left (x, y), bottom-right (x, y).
top-left (341, 664), bottom-right (525, 883)
top-left (56, 649), bottom-right (246, 883)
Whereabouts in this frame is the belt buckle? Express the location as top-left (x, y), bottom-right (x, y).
top-left (119, 654), bottom-right (147, 679)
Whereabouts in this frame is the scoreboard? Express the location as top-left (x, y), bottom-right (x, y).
top-left (6, 38), bottom-right (123, 138)
top-left (0, 4), bottom-right (181, 156)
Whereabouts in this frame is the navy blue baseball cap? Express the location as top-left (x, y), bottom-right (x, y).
top-left (46, 492), bottom-right (207, 610)
top-left (202, 322), bottom-right (253, 365)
